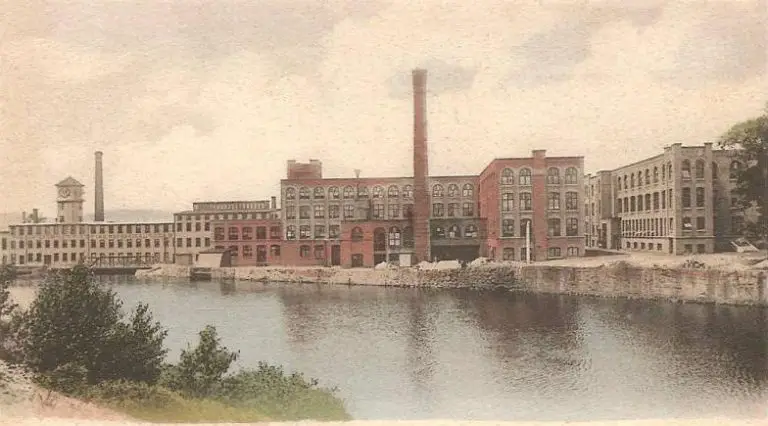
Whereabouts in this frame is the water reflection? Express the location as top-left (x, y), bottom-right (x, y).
top-left (83, 278), bottom-right (768, 421)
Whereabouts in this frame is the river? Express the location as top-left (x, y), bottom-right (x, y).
top-left (9, 276), bottom-right (768, 421)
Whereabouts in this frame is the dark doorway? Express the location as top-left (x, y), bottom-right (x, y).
top-left (44, 255), bottom-right (51, 265)
top-left (351, 254), bottom-right (364, 268)
top-left (256, 245), bottom-right (267, 263)
top-left (430, 245), bottom-right (480, 263)
top-left (331, 245), bottom-right (341, 266)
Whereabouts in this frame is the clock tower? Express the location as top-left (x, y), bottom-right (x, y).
top-left (55, 177), bottom-right (85, 223)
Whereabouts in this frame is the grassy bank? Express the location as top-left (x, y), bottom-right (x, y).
top-left (0, 264), bottom-right (350, 422)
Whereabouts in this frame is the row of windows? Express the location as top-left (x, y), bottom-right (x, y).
top-left (213, 226), bottom-right (282, 241)
top-left (617, 160), bottom-right (742, 192)
top-left (177, 238), bottom-right (212, 248)
top-left (285, 204), bottom-right (416, 220)
top-left (499, 218), bottom-right (579, 237)
top-left (617, 186), bottom-right (709, 214)
top-left (9, 238), bottom-right (172, 250)
top-left (500, 192), bottom-right (579, 211)
top-left (176, 212), bottom-right (278, 222)
top-left (500, 167), bottom-right (579, 185)
top-left (11, 224), bottom-right (172, 236)
top-left (285, 183), bottom-right (477, 200)
top-left (10, 252), bottom-right (166, 265)
top-left (501, 246), bottom-right (579, 260)
top-left (285, 225), bottom-right (342, 240)
top-left (218, 244), bottom-right (281, 259)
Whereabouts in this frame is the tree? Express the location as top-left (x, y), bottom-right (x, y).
top-left (0, 264), bottom-right (17, 319)
top-left (717, 104), bottom-right (768, 243)
top-left (14, 265), bottom-right (168, 388)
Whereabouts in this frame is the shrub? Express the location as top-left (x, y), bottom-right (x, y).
top-left (13, 265), bottom-right (168, 387)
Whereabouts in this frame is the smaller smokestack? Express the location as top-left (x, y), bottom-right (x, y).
top-left (22, 211), bottom-right (27, 223)
top-left (270, 196), bottom-right (277, 210)
top-left (32, 208), bottom-right (39, 222)
top-left (94, 151), bottom-right (105, 222)
top-left (354, 169), bottom-right (361, 179)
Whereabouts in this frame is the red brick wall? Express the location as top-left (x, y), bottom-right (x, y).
top-left (478, 167), bottom-right (500, 258)
top-left (210, 219), bottom-right (282, 266)
top-left (340, 220), bottom-right (411, 267)
top-left (531, 150), bottom-right (549, 260)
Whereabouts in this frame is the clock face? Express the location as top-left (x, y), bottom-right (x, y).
top-left (59, 188), bottom-right (71, 198)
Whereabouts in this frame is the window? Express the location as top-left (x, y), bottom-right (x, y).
top-left (547, 192), bottom-right (560, 210)
top-left (388, 204), bottom-right (400, 218)
top-left (462, 202), bottom-right (474, 216)
top-left (567, 247), bottom-right (579, 257)
top-left (403, 227), bottom-right (414, 248)
top-left (385, 227), bottom-right (401, 247)
top-left (695, 160), bottom-right (705, 179)
top-left (683, 217), bottom-right (693, 230)
top-left (357, 187), bottom-right (369, 198)
top-left (645, 194), bottom-right (651, 211)
top-left (299, 187), bottom-right (310, 199)
top-left (520, 192), bottom-right (532, 211)
top-left (299, 206), bottom-right (310, 219)
top-left (284, 206), bottom-right (296, 219)
top-left (502, 219), bottom-right (514, 237)
top-left (313, 187), bottom-right (325, 199)
top-left (329, 186), bottom-right (340, 199)
top-left (519, 168), bottom-right (532, 185)
top-left (565, 167), bottom-right (578, 184)
top-left (548, 247), bottom-right (562, 258)
top-left (432, 203), bottom-right (444, 217)
top-left (343, 186), bottom-right (355, 199)
top-left (617, 199), bottom-right (622, 213)
top-left (243, 245), bottom-right (253, 259)
top-left (270, 245), bottom-right (281, 257)
top-left (299, 225), bottom-right (311, 239)
top-left (682, 188), bottom-right (691, 208)
top-left (465, 225), bottom-right (478, 238)
top-left (388, 185), bottom-right (399, 198)
top-left (351, 227), bottom-right (364, 242)
top-left (546, 168), bottom-right (560, 184)
top-left (565, 192), bottom-right (578, 210)
top-left (432, 184), bottom-right (444, 197)
top-left (447, 225), bottom-right (461, 238)
top-left (503, 248), bottom-right (515, 260)
top-left (653, 167), bottom-right (659, 183)
top-left (286, 188), bottom-right (296, 200)
top-left (311, 205), bottom-right (324, 219)
top-left (372, 204), bottom-right (385, 219)
top-left (229, 245), bottom-right (239, 258)
top-left (329, 205), bottom-right (340, 218)
top-left (501, 193), bottom-right (514, 211)
top-left (696, 217), bottom-right (705, 231)
top-left (653, 192), bottom-right (660, 210)
top-left (432, 226), bottom-right (445, 239)
top-left (329, 225), bottom-right (340, 239)
top-left (310, 245), bottom-right (323, 260)
top-left (242, 227), bottom-right (253, 240)
top-left (270, 226), bottom-right (280, 239)
top-left (501, 168), bottom-right (514, 185)
top-left (300, 245), bottom-right (311, 258)
top-left (344, 205), bottom-right (354, 218)
top-left (712, 162), bottom-right (719, 180)
top-left (403, 185), bottom-right (413, 198)
top-left (696, 187), bottom-right (705, 207)
top-left (681, 160), bottom-right (691, 179)
top-left (447, 184), bottom-right (459, 197)
top-left (372, 186), bottom-right (384, 198)
top-left (548, 218), bottom-right (561, 237)
top-left (314, 225), bottom-right (326, 239)
top-left (644, 169), bottom-right (650, 185)
top-left (228, 227), bottom-right (239, 240)
top-left (566, 218), bottom-right (578, 236)
top-left (462, 184), bottom-right (474, 197)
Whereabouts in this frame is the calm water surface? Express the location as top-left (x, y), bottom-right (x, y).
top-left (45, 277), bottom-right (768, 420)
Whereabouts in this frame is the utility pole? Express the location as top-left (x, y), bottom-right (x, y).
top-left (526, 220), bottom-right (531, 264)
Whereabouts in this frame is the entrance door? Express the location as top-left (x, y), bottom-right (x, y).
top-left (331, 245), bottom-right (341, 266)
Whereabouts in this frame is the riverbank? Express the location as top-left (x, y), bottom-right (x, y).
top-left (136, 253), bottom-right (768, 306)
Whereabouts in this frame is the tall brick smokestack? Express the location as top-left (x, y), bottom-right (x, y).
top-left (94, 151), bottom-right (105, 222)
top-left (412, 69), bottom-right (430, 263)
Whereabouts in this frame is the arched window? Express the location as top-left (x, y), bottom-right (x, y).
top-left (351, 227), bottom-right (363, 242)
top-left (464, 225), bottom-right (478, 238)
top-left (695, 160), bottom-right (705, 179)
top-left (681, 160), bottom-right (691, 178)
top-left (712, 162), bottom-right (719, 180)
top-left (630, 174), bottom-right (635, 188)
top-left (661, 165), bottom-right (666, 181)
top-left (447, 184), bottom-right (459, 197)
top-left (388, 227), bottom-right (401, 247)
top-left (432, 184), bottom-right (444, 197)
top-left (447, 225), bottom-right (461, 238)
top-left (501, 168), bottom-right (514, 185)
top-left (667, 162), bottom-right (672, 179)
top-left (623, 175), bottom-right (627, 189)
top-left (644, 169), bottom-right (650, 185)
top-left (616, 176), bottom-right (621, 190)
top-left (519, 168), bottom-right (532, 185)
top-left (565, 167), bottom-right (578, 184)
top-left (402, 185), bottom-right (413, 198)
top-left (372, 186), bottom-right (384, 198)
top-left (729, 161), bottom-right (741, 180)
top-left (388, 185), bottom-right (399, 198)
top-left (313, 187), bottom-right (325, 199)
top-left (519, 192), bottom-right (532, 210)
top-left (285, 187), bottom-right (296, 200)
top-left (546, 168), bottom-right (560, 184)
top-left (462, 183), bottom-right (474, 197)
top-left (403, 227), bottom-right (414, 248)
top-left (329, 186), bottom-right (340, 199)
top-left (343, 186), bottom-right (355, 199)
top-left (299, 187), bottom-right (310, 199)
top-left (653, 167), bottom-right (659, 183)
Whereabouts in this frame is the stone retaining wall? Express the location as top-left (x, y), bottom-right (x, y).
top-left (137, 263), bottom-right (768, 306)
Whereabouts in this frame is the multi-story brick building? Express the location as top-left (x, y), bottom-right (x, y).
top-left (210, 217), bottom-right (282, 266)
top-left (478, 151), bottom-right (585, 262)
top-left (1, 231), bottom-right (9, 265)
top-left (173, 199), bottom-right (279, 264)
top-left (583, 170), bottom-right (619, 249)
top-left (588, 143), bottom-right (745, 254)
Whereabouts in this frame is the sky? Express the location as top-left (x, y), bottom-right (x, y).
top-left (1, 0), bottom-right (766, 218)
